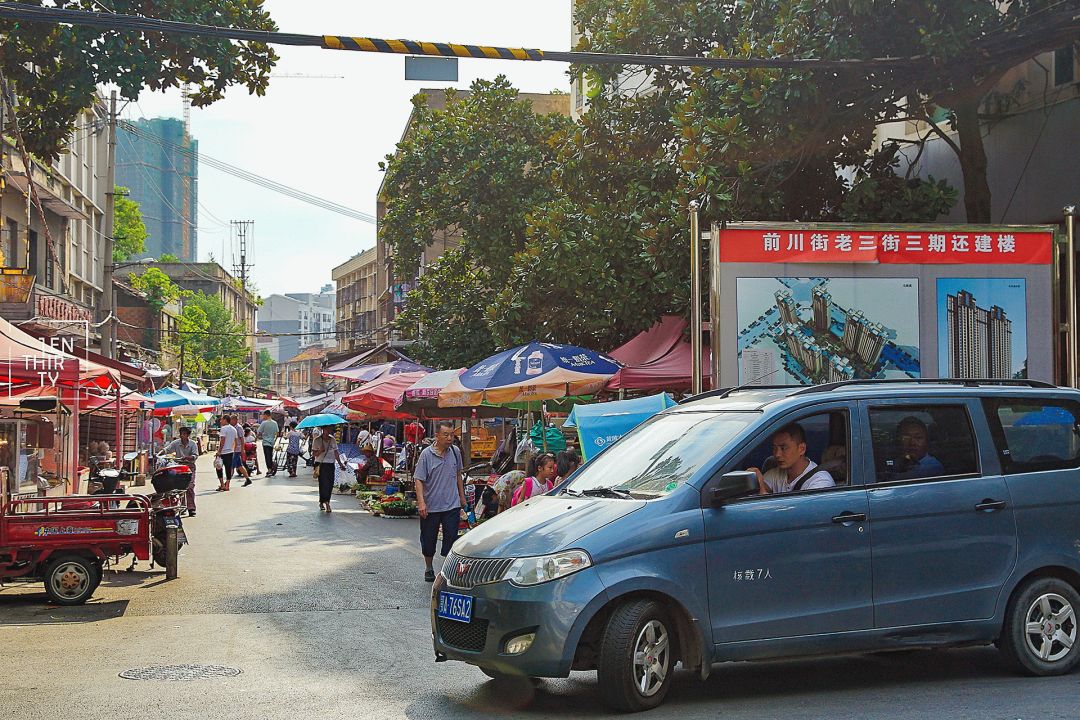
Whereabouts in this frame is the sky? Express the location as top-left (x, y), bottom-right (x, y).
top-left (127, 1), bottom-right (572, 298)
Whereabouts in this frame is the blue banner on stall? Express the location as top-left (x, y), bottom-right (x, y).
top-left (565, 393), bottom-right (677, 461)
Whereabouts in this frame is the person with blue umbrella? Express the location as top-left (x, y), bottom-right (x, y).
top-left (299, 414), bottom-right (350, 512)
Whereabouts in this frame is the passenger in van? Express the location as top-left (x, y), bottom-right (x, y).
top-left (893, 416), bottom-right (945, 480)
top-left (748, 422), bottom-right (835, 494)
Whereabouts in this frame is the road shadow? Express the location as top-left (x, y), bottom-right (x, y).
top-left (404, 647), bottom-right (1022, 718)
top-left (0, 589), bottom-right (129, 625)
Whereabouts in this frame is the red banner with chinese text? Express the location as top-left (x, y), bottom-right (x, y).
top-left (718, 228), bottom-right (1054, 265)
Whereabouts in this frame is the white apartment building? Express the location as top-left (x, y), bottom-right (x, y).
top-left (257, 291), bottom-right (336, 364)
top-left (0, 95), bottom-right (110, 343)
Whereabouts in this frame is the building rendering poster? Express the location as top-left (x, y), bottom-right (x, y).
top-left (736, 277), bottom-right (921, 386)
top-left (937, 278), bottom-right (1028, 379)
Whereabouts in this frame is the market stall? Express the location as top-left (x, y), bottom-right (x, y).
top-left (0, 316), bottom-right (121, 499)
top-left (564, 392), bottom-right (677, 461)
top-left (321, 359), bottom-right (432, 384)
top-left (439, 341), bottom-right (621, 454)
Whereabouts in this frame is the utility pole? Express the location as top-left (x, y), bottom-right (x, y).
top-left (101, 90), bottom-right (118, 359)
top-left (231, 220), bottom-right (253, 292)
top-left (689, 200), bottom-right (703, 395)
top-left (231, 219), bottom-right (255, 386)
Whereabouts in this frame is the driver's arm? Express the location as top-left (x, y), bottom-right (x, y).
top-left (748, 466), bottom-right (771, 495)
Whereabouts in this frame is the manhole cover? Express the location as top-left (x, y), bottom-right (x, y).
top-left (119, 664), bottom-right (242, 681)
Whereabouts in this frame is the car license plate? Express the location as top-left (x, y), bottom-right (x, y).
top-left (437, 591), bottom-right (473, 623)
top-left (163, 516), bottom-right (180, 528)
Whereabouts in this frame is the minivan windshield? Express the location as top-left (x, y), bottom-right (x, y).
top-left (563, 411), bottom-right (757, 499)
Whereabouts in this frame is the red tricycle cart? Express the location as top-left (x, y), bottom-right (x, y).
top-left (0, 494), bottom-right (154, 605)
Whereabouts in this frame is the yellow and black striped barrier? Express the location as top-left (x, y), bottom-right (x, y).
top-left (0, 3), bottom-right (926, 72)
top-left (322, 36), bottom-right (544, 62)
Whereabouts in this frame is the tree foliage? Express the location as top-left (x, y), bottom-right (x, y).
top-left (0, 0), bottom-right (277, 161)
top-left (176, 291), bottom-right (251, 394)
top-left (128, 267), bottom-right (181, 312)
top-left (380, 0), bottom-right (1080, 366)
top-left (380, 77), bottom-right (571, 279)
top-left (112, 186), bottom-right (146, 262)
top-left (382, 73), bottom-right (955, 368)
top-left (256, 348), bottom-right (273, 387)
top-left (573, 0), bottom-right (1075, 223)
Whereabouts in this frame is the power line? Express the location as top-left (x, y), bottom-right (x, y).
top-left (119, 120), bottom-right (376, 223)
top-left (0, 2), bottom-right (928, 70)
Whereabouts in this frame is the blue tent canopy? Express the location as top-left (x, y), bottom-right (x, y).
top-left (148, 387), bottom-right (221, 409)
top-left (565, 393), bottom-right (677, 461)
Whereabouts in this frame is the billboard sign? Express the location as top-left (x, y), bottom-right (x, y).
top-left (714, 223), bottom-right (1057, 386)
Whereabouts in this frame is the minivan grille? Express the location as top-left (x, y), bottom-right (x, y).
top-left (443, 552), bottom-right (513, 589)
top-left (438, 617), bottom-right (489, 652)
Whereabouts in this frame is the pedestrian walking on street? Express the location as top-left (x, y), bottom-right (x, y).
top-left (259, 410), bottom-right (280, 476)
top-left (163, 426), bottom-right (200, 515)
top-left (284, 422), bottom-right (303, 477)
top-left (311, 426), bottom-right (347, 512)
top-left (216, 415), bottom-right (238, 491)
top-left (231, 416), bottom-right (253, 486)
top-left (414, 420), bottom-right (466, 583)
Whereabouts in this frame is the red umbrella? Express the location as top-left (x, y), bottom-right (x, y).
top-left (341, 371), bottom-right (428, 419)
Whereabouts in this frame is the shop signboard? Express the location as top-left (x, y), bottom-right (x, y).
top-left (35, 293), bottom-right (93, 323)
top-left (713, 223), bottom-right (1057, 387)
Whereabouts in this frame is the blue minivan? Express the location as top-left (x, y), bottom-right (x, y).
top-left (431, 380), bottom-right (1080, 711)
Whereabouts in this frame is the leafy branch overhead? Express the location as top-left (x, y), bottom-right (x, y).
top-left (0, 0), bottom-right (278, 161)
top-left (112, 186), bottom-right (146, 262)
top-left (573, 0), bottom-right (1080, 223)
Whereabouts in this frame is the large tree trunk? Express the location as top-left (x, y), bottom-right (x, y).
top-left (953, 95), bottom-right (993, 224)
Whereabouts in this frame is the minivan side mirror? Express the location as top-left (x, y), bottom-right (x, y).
top-left (710, 471), bottom-right (758, 507)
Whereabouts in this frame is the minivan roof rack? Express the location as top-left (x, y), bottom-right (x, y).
top-left (680, 385), bottom-right (802, 403)
top-left (790, 378), bottom-right (1057, 396)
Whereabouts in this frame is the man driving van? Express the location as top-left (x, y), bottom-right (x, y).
top-left (749, 422), bottom-right (835, 495)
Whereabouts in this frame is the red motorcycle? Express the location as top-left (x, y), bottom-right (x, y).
top-left (149, 455), bottom-right (193, 567)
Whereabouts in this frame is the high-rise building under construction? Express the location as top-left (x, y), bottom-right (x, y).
top-left (115, 118), bottom-right (198, 262)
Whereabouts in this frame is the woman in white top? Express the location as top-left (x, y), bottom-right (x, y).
top-left (311, 426), bottom-right (348, 512)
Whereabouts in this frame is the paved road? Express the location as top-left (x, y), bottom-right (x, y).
top-left (1, 460), bottom-right (1076, 718)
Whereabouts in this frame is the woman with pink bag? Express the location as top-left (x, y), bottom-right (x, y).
top-left (511, 453), bottom-right (557, 507)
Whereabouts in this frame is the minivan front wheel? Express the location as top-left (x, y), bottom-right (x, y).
top-left (597, 599), bottom-right (674, 712)
top-left (1001, 577), bottom-right (1080, 676)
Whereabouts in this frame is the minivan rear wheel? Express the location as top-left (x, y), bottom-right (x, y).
top-left (1001, 577), bottom-right (1080, 676)
top-left (597, 599), bottom-right (674, 712)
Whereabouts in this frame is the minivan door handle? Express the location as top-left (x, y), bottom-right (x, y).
top-left (831, 512), bottom-right (867, 525)
top-left (975, 499), bottom-right (1007, 512)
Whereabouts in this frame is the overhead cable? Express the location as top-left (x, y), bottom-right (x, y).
top-left (0, 2), bottom-right (925, 71)
top-left (118, 120), bottom-right (376, 224)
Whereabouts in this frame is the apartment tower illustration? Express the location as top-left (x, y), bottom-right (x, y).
top-left (946, 290), bottom-right (1013, 378)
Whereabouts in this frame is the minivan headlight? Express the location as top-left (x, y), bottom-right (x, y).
top-left (503, 550), bottom-right (592, 586)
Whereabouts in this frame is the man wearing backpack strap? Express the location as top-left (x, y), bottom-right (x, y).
top-left (414, 420), bottom-right (467, 582)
